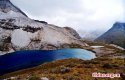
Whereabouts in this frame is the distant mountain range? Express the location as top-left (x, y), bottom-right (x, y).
top-left (95, 22), bottom-right (125, 48)
top-left (79, 30), bottom-right (103, 41)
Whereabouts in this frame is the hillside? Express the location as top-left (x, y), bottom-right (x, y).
top-left (95, 22), bottom-right (125, 48)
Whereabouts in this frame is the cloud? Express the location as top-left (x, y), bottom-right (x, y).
top-left (11, 0), bottom-right (125, 36)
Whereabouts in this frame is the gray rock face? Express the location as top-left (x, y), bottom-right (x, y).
top-left (64, 27), bottom-right (81, 39)
top-left (0, 0), bottom-right (88, 55)
top-left (95, 22), bottom-right (125, 48)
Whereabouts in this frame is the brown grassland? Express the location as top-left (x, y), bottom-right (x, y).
top-left (0, 57), bottom-right (124, 80)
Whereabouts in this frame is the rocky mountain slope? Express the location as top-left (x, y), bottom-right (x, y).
top-left (0, 0), bottom-right (88, 55)
top-left (95, 22), bottom-right (125, 48)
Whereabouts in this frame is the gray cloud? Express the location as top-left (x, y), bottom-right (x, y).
top-left (11, 0), bottom-right (83, 16)
top-left (11, 0), bottom-right (125, 36)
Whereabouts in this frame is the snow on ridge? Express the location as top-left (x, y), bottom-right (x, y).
top-left (13, 17), bottom-right (45, 28)
top-left (0, 10), bottom-right (45, 28)
top-left (0, 10), bottom-right (25, 19)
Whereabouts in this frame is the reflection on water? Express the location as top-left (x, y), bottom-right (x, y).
top-left (0, 48), bottom-right (96, 75)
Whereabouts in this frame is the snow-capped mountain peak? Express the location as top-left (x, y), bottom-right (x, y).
top-left (0, 0), bottom-right (88, 55)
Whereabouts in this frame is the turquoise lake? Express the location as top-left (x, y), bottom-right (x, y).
top-left (0, 49), bottom-right (96, 75)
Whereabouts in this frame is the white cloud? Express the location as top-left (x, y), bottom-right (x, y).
top-left (11, 0), bottom-right (125, 36)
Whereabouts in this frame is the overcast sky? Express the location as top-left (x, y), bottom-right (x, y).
top-left (11, 0), bottom-right (125, 35)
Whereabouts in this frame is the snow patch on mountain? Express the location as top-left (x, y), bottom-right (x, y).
top-left (0, 11), bottom-right (25, 19)
top-left (11, 29), bottom-right (31, 47)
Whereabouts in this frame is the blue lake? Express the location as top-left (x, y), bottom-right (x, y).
top-left (0, 49), bottom-right (96, 75)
